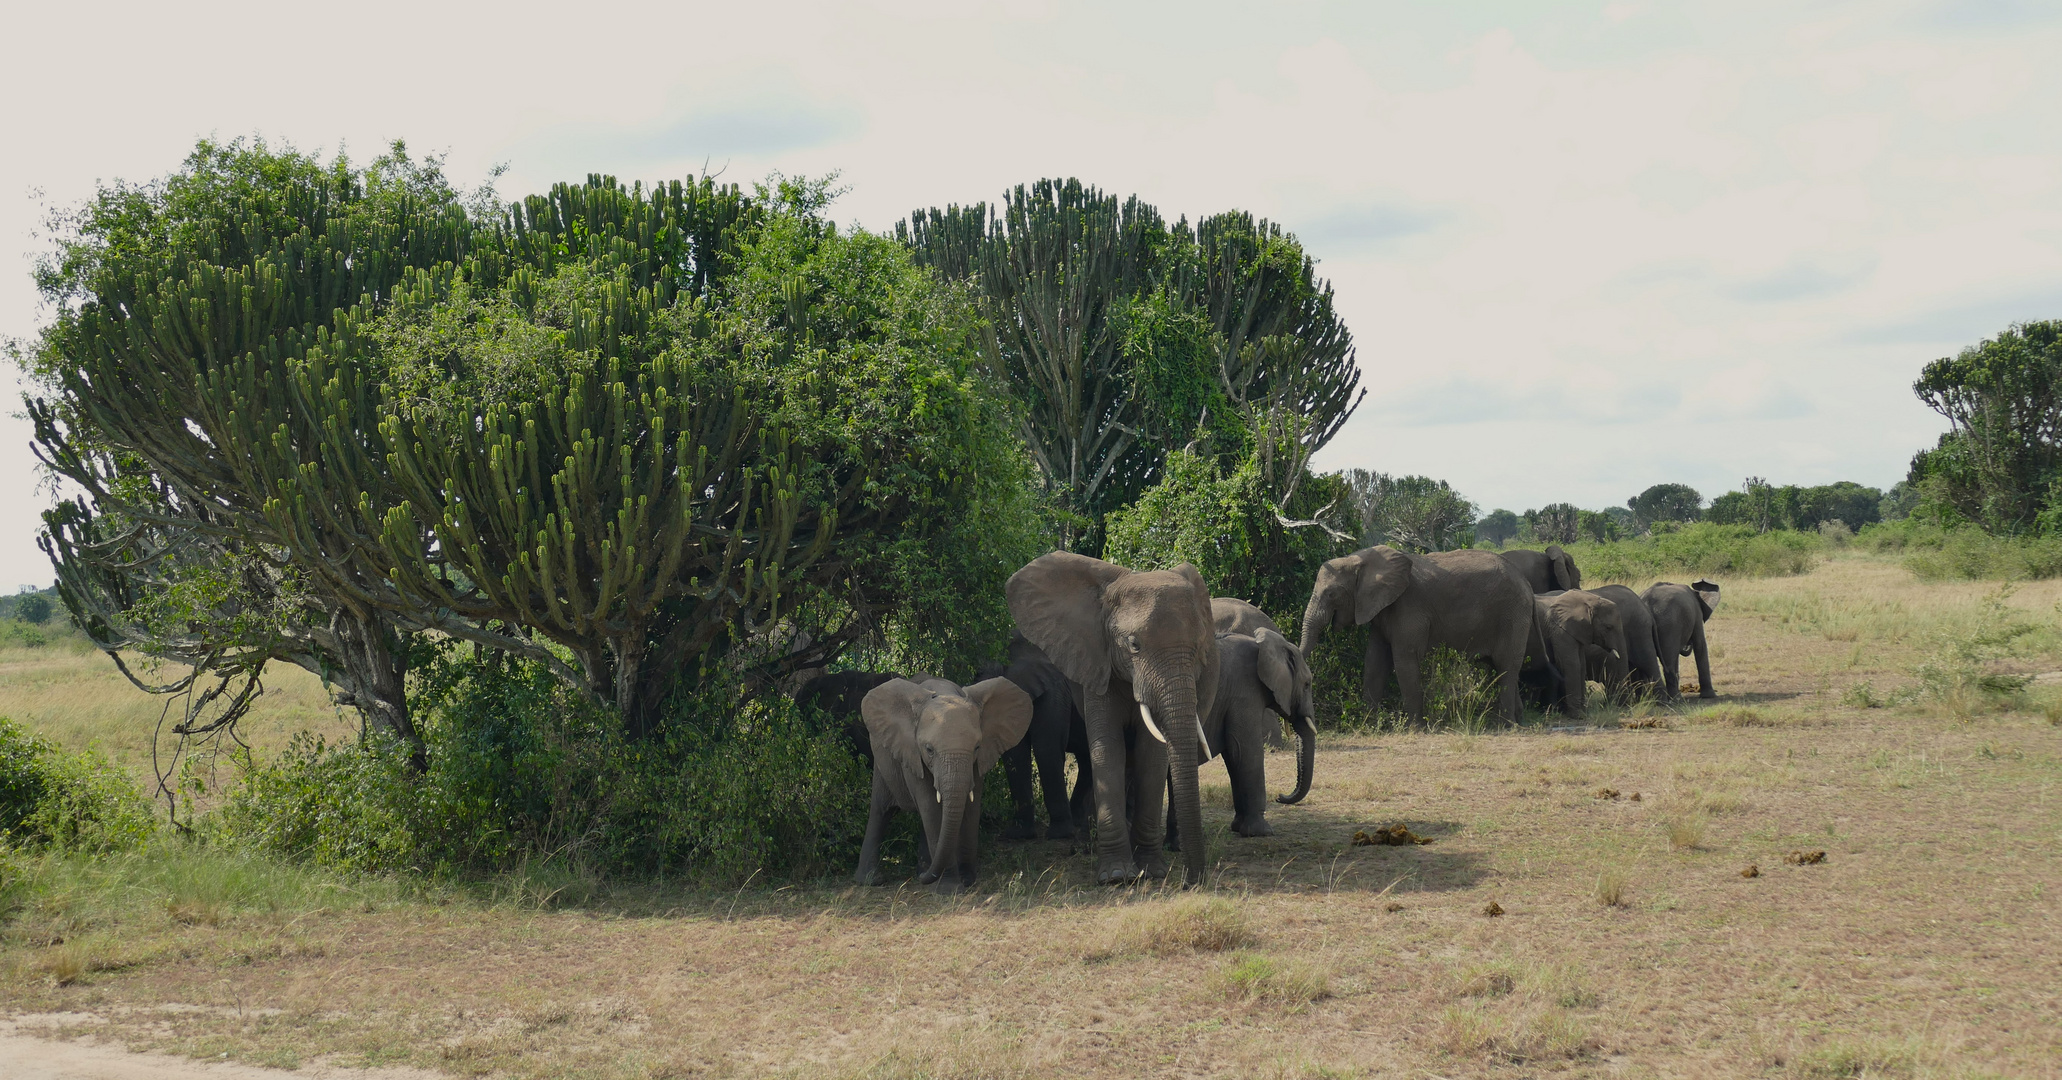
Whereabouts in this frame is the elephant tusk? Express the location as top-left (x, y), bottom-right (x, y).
top-left (1611, 650), bottom-right (1622, 660)
top-left (1195, 713), bottom-right (1211, 755)
top-left (935, 789), bottom-right (942, 804)
top-left (969, 790), bottom-right (977, 804)
top-left (1138, 703), bottom-right (1168, 744)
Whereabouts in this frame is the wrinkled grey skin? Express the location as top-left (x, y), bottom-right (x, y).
top-left (854, 677), bottom-right (1032, 894)
top-left (1301, 546), bottom-right (1534, 725)
top-left (1644, 580), bottom-right (1720, 700)
top-left (1008, 553), bottom-right (1220, 886)
top-left (1499, 546), bottom-right (1582, 593)
top-left (978, 633), bottom-right (1094, 841)
top-left (1587, 584), bottom-right (1664, 701)
top-left (1521, 590), bottom-right (1627, 718)
top-left (1211, 598), bottom-right (1316, 789)
top-left (1167, 628), bottom-right (1316, 848)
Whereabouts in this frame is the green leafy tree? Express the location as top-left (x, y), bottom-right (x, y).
top-left (1576, 509), bottom-right (1621, 543)
top-left (13, 594), bottom-right (52, 625)
top-left (1476, 509), bottom-right (1520, 547)
top-left (1533, 502), bottom-right (1581, 545)
top-left (1628, 483), bottom-right (1701, 527)
top-left (1347, 471), bottom-right (1477, 552)
top-left (1910, 320), bottom-right (2062, 534)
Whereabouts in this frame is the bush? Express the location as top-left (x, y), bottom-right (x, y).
top-left (1856, 519), bottom-right (2062, 580)
top-left (214, 647), bottom-right (872, 884)
top-left (1563, 523), bottom-right (1823, 582)
top-left (14, 594), bottom-right (52, 625)
top-left (0, 716), bottom-right (156, 853)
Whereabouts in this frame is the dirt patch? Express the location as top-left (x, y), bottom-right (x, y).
top-left (1, 1015), bottom-right (441, 1079)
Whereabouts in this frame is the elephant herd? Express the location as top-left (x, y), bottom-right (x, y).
top-left (799, 545), bottom-right (1721, 895)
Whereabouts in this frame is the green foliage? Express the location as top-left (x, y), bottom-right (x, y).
top-left (1102, 450), bottom-right (1353, 625)
top-left (1628, 483), bottom-right (1702, 526)
top-left (1855, 519), bottom-right (2062, 581)
top-left (13, 594), bottom-right (52, 625)
top-left (1909, 320), bottom-right (2062, 535)
top-left (213, 647), bottom-right (871, 883)
top-left (1908, 587), bottom-right (2040, 712)
top-left (1563, 523), bottom-right (1824, 581)
top-left (1346, 471), bottom-right (1476, 552)
top-left (1703, 478), bottom-right (1884, 533)
top-left (0, 717), bottom-right (157, 854)
top-left (1476, 509), bottom-right (1520, 548)
top-left (1532, 503), bottom-right (1581, 545)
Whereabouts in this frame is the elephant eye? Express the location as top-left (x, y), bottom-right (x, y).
top-left (1126, 634), bottom-right (1141, 654)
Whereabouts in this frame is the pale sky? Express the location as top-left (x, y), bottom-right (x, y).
top-left (6, 1), bottom-right (2060, 589)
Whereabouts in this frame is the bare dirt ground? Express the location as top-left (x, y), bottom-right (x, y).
top-left (4, 555), bottom-right (2060, 1078)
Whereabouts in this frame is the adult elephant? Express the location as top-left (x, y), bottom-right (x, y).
top-left (1301, 546), bottom-right (1534, 725)
top-left (1520, 590), bottom-right (1627, 718)
top-left (1589, 584), bottom-right (1664, 701)
top-left (978, 633), bottom-right (1094, 840)
top-left (1007, 552), bottom-right (1219, 886)
top-left (1500, 546), bottom-right (1582, 593)
top-left (1644, 580), bottom-right (1720, 700)
top-left (1168, 627), bottom-right (1317, 848)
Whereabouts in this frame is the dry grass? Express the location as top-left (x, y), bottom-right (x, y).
top-left (1592, 868), bottom-right (1627, 907)
top-left (4, 553), bottom-right (2062, 1077)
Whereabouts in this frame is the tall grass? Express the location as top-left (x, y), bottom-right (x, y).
top-left (1560, 523), bottom-right (1823, 583)
top-left (1857, 519), bottom-right (2062, 581)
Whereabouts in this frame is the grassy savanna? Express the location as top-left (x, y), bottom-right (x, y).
top-left (4, 550), bottom-right (2060, 1078)
top-left (0, 624), bottom-right (358, 788)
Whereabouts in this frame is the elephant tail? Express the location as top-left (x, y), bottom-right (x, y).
top-left (1276, 714), bottom-right (1317, 805)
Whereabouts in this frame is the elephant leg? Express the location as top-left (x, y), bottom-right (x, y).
top-left (853, 771), bottom-right (894, 886)
top-left (1361, 633), bottom-right (1394, 716)
top-left (1225, 712), bottom-right (1272, 837)
top-left (1129, 729), bottom-right (1171, 878)
top-left (1658, 641), bottom-right (1682, 702)
top-left (1395, 646), bottom-right (1428, 724)
top-left (1496, 651), bottom-right (1526, 725)
top-left (1083, 693), bottom-right (1138, 884)
top-left (1034, 716), bottom-right (1075, 840)
top-left (1692, 622), bottom-right (1716, 698)
top-left (1000, 740), bottom-right (1037, 840)
top-left (1069, 748), bottom-right (1094, 833)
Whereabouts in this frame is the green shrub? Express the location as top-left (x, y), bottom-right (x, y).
top-left (1856, 519), bottom-right (2062, 580)
top-left (214, 647), bottom-right (873, 884)
top-left (0, 716), bottom-right (157, 853)
top-left (1564, 523), bottom-right (1823, 582)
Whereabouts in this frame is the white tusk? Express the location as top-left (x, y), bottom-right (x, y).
top-left (1196, 714), bottom-right (1211, 755)
top-left (1611, 650), bottom-right (1622, 659)
top-left (1138, 702), bottom-right (1168, 744)
top-left (969, 790), bottom-right (977, 803)
top-left (935, 789), bottom-right (942, 804)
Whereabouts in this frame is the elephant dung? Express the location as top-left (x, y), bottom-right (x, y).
top-left (1353, 824), bottom-right (1432, 846)
top-left (1383, 901), bottom-right (1405, 913)
top-left (1594, 787), bottom-right (1621, 800)
top-left (1621, 716), bottom-right (1665, 729)
top-left (1481, 900), bottom-right (1505, 917)
top-left (1785, 849), bottom-right (1827, 865)
top-left (1740, 864), bottom-right (1761, 878)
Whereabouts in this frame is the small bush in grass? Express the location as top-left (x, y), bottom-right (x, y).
top-left (1667, 816), bottom-right (1704, 851)
top-left (1858, 519), bottom-right (2062, 581)
top-left (1593, 870), bottom-right (1627, 907)
top-left (0, 716), bottom-right (155, 854)
top-left (1099, 896), bottom-right (1255, 958)
top-left (1217, 951), bottom-right (1331, 1008)
top-left (1906, 586), bottom-right (2039, 718)
top-left (1791, 1036), bottom-right (1922, 1078)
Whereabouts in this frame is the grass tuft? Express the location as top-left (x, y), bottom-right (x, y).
top-left (1593, 870), bottom-right (1627, 908)
top-left (1216, 951), bottom-right (1332, 1008)
top-left (1667, 816), bottom-right (1705, 851)
top-left (1092, 895), bottom-right (1255, 959)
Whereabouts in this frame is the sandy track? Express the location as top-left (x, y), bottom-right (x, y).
top-left (0, 1017), bottom-right (440, 1080)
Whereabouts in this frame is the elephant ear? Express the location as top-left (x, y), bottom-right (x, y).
top-left (1353, 546), bottom-right (1413, 624)
top-left (1254, 628), bottom-right (1297, 717)
top-left (1008, 552), bottom-right (1129, 695)
top-left (1547, 545), bottom-right (1582, 590)
top-left (861, 679), bottom-right (934, 792)
top-left (1692, 578), bottom-right (1720, 619)
top-left (963, 676), bottom-right (1034, 774)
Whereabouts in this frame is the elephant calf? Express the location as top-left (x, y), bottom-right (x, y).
top-left (1521, 590), bottom-right (1626, 719)
top-left (1168, 626), bottom-right (1317, 849)
top-left (979, 632), bottom-right (1094, 841)
top-left (854, 676), bottom-right (1032, 894)
top-left (794, 670), bottom-right (902, 764)
top-left (1644, 579), bottom-right (1720, 700)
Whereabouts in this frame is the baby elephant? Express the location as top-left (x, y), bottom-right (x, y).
top-left (854, 676), bottom-right (1032, 894)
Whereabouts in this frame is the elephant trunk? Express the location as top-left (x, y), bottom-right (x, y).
top-left (1300, 595), bottom-right (1331, 653)
top-left (1156, 679), bottom-right (1208, 887)
top-left (1277, 714), bottom-right (1317, 805)
top-left (930, 752), bottom-right (975, 884)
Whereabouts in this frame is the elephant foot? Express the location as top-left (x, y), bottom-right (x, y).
top-left (1045, 821), bottom-right (1075, 841)
top-left (931, 877), bottom-right (971, 896)
top-left (1135, 850), bottom-right (1171, 880)
top-left (1232, 817), bottom-right (1273, 838)
top-left (1699, 690), bottom-right (1717, 699)
top-left (1095, 858), bottom-right (1142, 885)
top-left (853, 870), bottom-right (878, 887)
top-left (915, 869), bottom-right (940, 885)
top-left (1001, 822), bottom-right (1038, 841)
